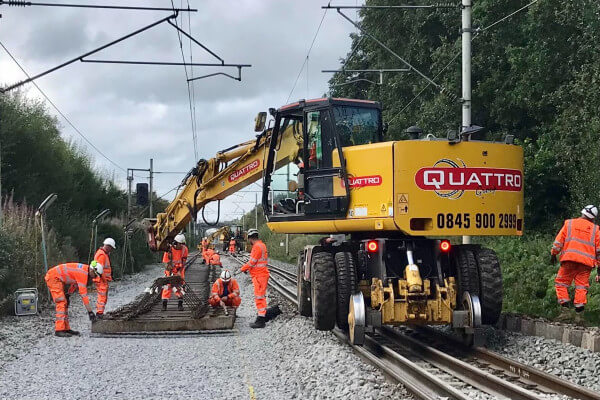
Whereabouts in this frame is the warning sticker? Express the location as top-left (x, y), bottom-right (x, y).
top-left (398, 193), bottom-right (409, 215)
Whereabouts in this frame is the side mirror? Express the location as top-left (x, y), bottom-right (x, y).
top-left (254, 112), bottom-right (267, 132)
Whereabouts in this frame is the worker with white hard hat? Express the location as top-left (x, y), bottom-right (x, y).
top-left (162, 234), bottom-right (189, 311)
top-left (240, 229), bottom-right (270, 328)
top-left (45, 261), bottom-right (102, 337)
top-left (209, 269), bottom-right (241, 309)
top-left (93, 237), bottom-right (116, 318)
top-left (551, 205), bottom-right (600, 323)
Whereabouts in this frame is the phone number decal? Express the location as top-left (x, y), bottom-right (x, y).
top-left (436, 213), bottom-right (518, 229)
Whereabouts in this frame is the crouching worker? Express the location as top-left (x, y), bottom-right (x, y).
top-left (209, 270), bottom-right (241, 309)
top-left (208, 251), bottom-right (222, 267)
top-left (45, 261), bottom-right (102, 337)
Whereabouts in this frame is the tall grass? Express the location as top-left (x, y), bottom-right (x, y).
top-left (0, 197), bottom-right (158, 313)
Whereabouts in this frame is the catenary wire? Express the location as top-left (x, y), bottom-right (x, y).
top-left (285, 1), bottom-right (331, 104)
top-left (388, 0), bottom-right (541, 123)
top-left (0, 40), bottom-right (127, 173)
top-left (171, 0), bottom-right (198, 162)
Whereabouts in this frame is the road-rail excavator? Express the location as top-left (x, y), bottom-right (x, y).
top-left (147, 97), bottom-right (523, 345)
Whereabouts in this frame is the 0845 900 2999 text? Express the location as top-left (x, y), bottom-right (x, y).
top-left (436, 212), bottom-right (518, 230)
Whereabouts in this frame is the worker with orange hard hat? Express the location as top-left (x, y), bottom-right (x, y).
top-left (551, 205), bottom-right (600, 323)
top-left (92, 237), bottom-right (116, 318)
top-left (229, 238), bottom-right (236, 254)
top-left (240, 229), bottom-right (270, 328)
top-left (45, 261), bottom-right (102, 337)
top-left (162, 234), bottom-right (189, 311)
top-left (209, 269), bottom-right (241, 308)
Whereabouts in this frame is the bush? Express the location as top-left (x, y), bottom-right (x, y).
top-left (478, 234), bottom-right (600, 325)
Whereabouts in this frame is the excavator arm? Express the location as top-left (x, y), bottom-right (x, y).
top-left (148, 117), bottom-right (303, 251)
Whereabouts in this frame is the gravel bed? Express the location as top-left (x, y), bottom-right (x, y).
top-left (0, 258), bottom-right (410, 400)
top-left (484, 327), bottom-right (600, 393)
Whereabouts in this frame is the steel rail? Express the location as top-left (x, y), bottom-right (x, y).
top-left (228, 253), bottom-right (297, 305)
top-left (417, 326), bottom-right (600, 400)
top-left (332, 329), bottom-right (469, 399)
top-left (379, 327), bottom-right (545, 399)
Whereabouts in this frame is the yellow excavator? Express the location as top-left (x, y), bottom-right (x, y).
top-left (148, 97), bottom-right (523, 345)
top-left (202, 226), bottom-right (233, 252)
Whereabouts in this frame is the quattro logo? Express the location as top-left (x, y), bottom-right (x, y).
top-left (342, 175), bottom-right (383, 189)
top-left (228, 160), bottom-right (260, 182)
top-left (415, 159), bottom-right (522, 199)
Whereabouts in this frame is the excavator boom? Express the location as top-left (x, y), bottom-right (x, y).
top-left (148, 119), bottom-right (303, 251)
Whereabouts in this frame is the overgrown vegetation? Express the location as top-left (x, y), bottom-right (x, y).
top-left (0, 92), bottom-right (160, 309)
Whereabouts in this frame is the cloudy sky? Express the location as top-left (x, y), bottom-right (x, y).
top-left (0, 0), bottom-right (362, 222)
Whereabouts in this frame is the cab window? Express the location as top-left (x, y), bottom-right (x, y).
top-left (333, 106), bottom-right (380, 147)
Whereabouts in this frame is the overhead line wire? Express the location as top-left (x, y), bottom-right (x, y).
top-left (285, 1), bottom-right (331, 104)
top-left (0, 40), bottom-right (127, 173)
top-left (389, 0), bottom-right (541, 123)
top-left (171, 0), bottom-right (198, 162)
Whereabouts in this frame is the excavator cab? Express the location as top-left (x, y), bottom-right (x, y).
top-left (263, 98), bottom-right (383, 222)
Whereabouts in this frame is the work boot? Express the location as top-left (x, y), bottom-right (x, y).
top-left (555, 304), bottom-right (572, 323)
top-left (574, 307), bottom-right (586, 326)
top-left (54, 331), bottom-right (71, 338)
top-left (265, 305), bottom-right (282, 322)
top-left (250, 316), bottom-right (266, 329)
top-left (66, 330), bottom-right (80, 336)
top-left (162, 299), bottom-right (168, 311)
top-left (96, 313), bottom-right (104, 320)
top-left (178, 300), bottom-right (184, 311)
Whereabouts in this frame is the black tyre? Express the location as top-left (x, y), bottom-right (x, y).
top-left (451, 245), bottom-right (480, 303)
top-left (311, 251), bottom-right (337, 331)
top-left (296, 253), bottom-right (312, 317)
top-left (334, 251), bottom-right (358, 330)
top-left (473, 247), bottom-right (503, 325)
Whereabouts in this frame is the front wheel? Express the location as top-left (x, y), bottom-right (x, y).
top-left (311, 251), bottom-right (336, 331)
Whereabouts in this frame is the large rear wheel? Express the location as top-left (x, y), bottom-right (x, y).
top-left (334, 251), bottom-right (357, 330)
top-left (451, 245), bottom-right (480, 302)
top-left (474, 247), bottom-right (503, 325)
top-left (296, 253), bottom-right (312, 317)
top-left (311, 251), bottom-right (336, 331)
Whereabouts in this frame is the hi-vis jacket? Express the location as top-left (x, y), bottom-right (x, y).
top-left (240, 240), bottom-right (269, 277)
top-left (210, 278), bottom-right (240, 300)
top-left (551, 218), bottom-right (600, 267)
top-left (45, 263), bottom-right (91, 305)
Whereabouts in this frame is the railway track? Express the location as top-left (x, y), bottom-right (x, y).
top-left (226, 253), bottom-right (600, 400)
top-left (229, 253), bottom-right (298, 306)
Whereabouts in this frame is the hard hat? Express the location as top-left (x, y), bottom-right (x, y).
top-left (581, 205), bottom-right (598, 219)
top-left (247, 228), bottom-right (259, 238)
top-left (103, 238), bottom-right (116, 249)
top-left (90, 260), bottom-right (104, 276)
top-left (220, 269), bottom-right (232, 282)
top-left (174, 234), bottom-right (186, 244)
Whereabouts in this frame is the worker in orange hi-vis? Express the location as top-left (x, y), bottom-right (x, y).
top-left (201, 237), bottom-right (209, 252)
top-left (45, 261), bottom-right (103, 337)
top-left (229, 238), bottom-right (237, 254)
top-left (161, 234), bottom-right (189, 311)
top-left (208, 269), bottom-right (241, 309)
top-left (203, 246), bottom-right (215, 265)
top-left (93, 237), bottom-right (116, 319)
top-left (208, 251), bottom-right (222, 267)
top-left (551, 205), bottom-right (600, 323)
top-left (240, 229), bottom-right (270, 328)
